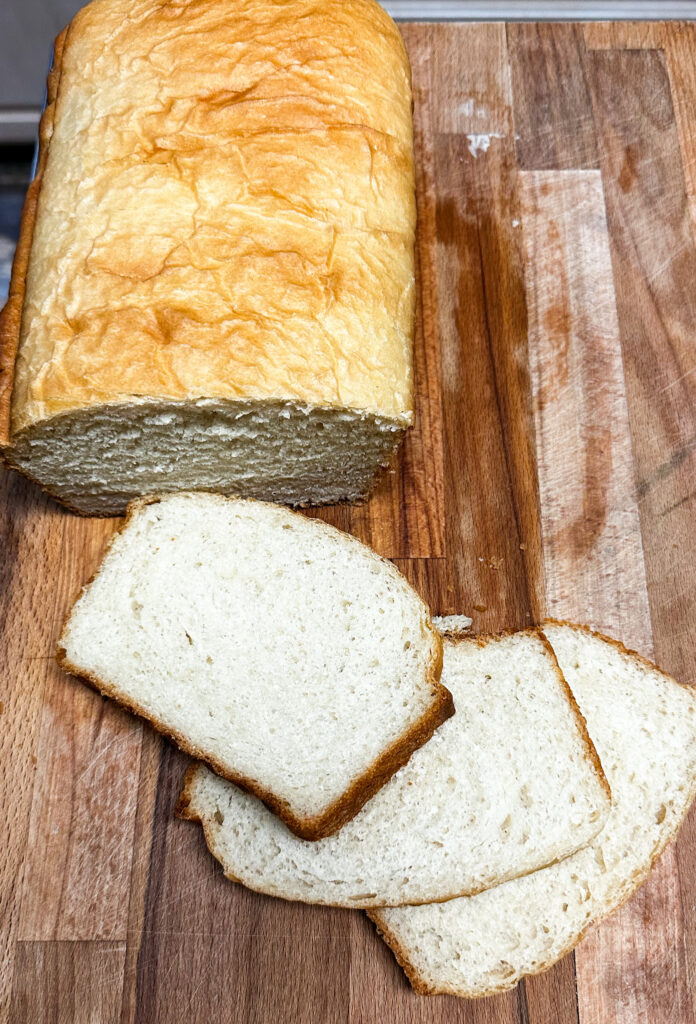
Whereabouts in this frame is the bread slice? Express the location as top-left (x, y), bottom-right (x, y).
top-left (57, 492), bottom-right (450, 841)
top-left (370, 622), bottom-right (696, 997)
top-left (177, 629), bottom-right (610, 907)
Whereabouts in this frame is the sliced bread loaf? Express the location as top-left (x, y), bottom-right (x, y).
top-left (177, 629), bottom-right (610, 907)
top-left (57, 492), bottom-right (450, 841)
top-left (370, 622), bottom-right (696, 997)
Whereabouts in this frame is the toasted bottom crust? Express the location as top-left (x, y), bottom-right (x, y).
top-left (56, 494), bottom-right (451, 841)
top-left (368, 620), bottom-right (696, 998)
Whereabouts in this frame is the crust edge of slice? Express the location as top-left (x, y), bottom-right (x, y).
top-left (368, 620), bottom-right (696, 997)
top-left (56, 492), bottom-right (452, 841)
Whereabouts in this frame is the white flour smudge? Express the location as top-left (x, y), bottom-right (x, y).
top-left (466, 132), bottom-right (505, 158)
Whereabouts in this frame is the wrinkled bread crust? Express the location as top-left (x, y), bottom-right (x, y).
top-left (0, 0), bottom-right (415, 512)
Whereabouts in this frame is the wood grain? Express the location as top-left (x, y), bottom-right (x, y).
top-left (663, 25), bottom-right (696, 229)
top-left (10, 942), bottom-right (126, 1024)
top-left (583, 20), bottom-right (666, 49)
top-left (521, 169), bottom-right (649, 643)
top-left (584, 20), bottom-right (696, 228)
top-left (432, 132), bottom-right (543, 634)
top-left (0, 479), bottom-right (70, 1024)
top-left (348, 22), bottom-right (445, 560)
top-left (4, 19), bottom-right (696, 1024)
top-left (508, 24), bottom-right (598, 170)
top-left (129, 745), bottom-right (353, 1024)
top-left (18, 518), bottom-right (140, 942)
top-left (588, 45), bottom-right (696, 1024)
top-left (418, 23), bottom-right (512, 135)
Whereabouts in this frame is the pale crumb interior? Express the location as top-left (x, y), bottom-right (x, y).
top-left (61, 493), bottom-right (438, 823)
top-left (185, 631), bottom-right (610, 907)
top-left (9, 398), bottom-right (405, 515)
top-left (372, 626), bottom-right (696, 997)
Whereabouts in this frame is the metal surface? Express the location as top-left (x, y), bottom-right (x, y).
top-left (385, 1), bottom-right (696, 16)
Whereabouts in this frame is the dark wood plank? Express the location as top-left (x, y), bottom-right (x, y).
top-left (0, 475), bottom-right (69, 1022)
top-left (585, 21), bottom-right (696, 228)
top-left (523, 955), bottom-right (579, 1024)
top-left (431, 132), bottom-right (544, 632)
top-left (508, 24), bottom-right (598, 171)
top-left (119, 730), bottom-right (162, 1024)
top-left (129, 745), bottom-right (352, 1024)
top-left (663, 24), bottom-right (696, 228)
top-left (349, 24), bottom-right (445, 559)
top-left (18, 517), bottom-right (142, 942)
top-left (584, 46), bottom-right (696, 1024)
top-left (352, 913), bottom-right (520, 1024)
top-left (10, 941), bottom-right (126, 1024)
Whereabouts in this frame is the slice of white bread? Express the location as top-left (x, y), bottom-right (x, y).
top-left (177, 629), bottom-right (610, 907)
top-left (370, 622), bottom-right (696, 997)
top-left (57, 492), bottom-right (450, 841)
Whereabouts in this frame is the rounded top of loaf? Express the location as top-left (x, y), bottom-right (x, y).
top-left (8, 0), bottom-right (415, 434)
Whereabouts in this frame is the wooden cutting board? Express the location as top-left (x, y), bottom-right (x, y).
top-left (3, 20), bottom-right (696, 1024)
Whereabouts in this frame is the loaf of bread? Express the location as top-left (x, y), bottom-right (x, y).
top-left (57, 492), bottom-right (449, 841)
top-left (177, 629), bottom-right (610, 907)
top-left (0, 0), bottom-right (415, 515)
top-left (371, 623), bottom-right (696, 997)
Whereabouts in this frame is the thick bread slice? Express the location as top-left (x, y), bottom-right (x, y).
top-left (370, 622), bottom-right (696, 997)
top-left (57, 492), bottom-right (450, 841)
top-left (177, 629), bottom-right (610, 907)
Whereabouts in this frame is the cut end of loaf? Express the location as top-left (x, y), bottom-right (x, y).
top-left (5, 398), bottom-right (410, 515)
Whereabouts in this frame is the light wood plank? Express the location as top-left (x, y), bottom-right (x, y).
top-left (521, 169), bottom-right (649, 644)
top-left (583, 21), bottom-right (666, 50)
top-left (521, 166), bottom-right (654, 1024)
top-left (420, 23), bottom-right (512, 135)
top-left (521, 166), bottom-right (690, 1023)
top-left (663, 25), bottom-right (696, 229)
top-left (508, 24), bottom-right (598, 170)
top-left (10, 941), bottom-right (126, 1024)
top-left (588, 45), bottom-right (696, 1024)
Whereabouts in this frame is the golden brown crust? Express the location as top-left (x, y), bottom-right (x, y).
top-left (56, 492), bottom-right (450, 841)
top-left (4, 0), bottom-right (416, 448)
top-left (0, 26), bottom-right (67, 448)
